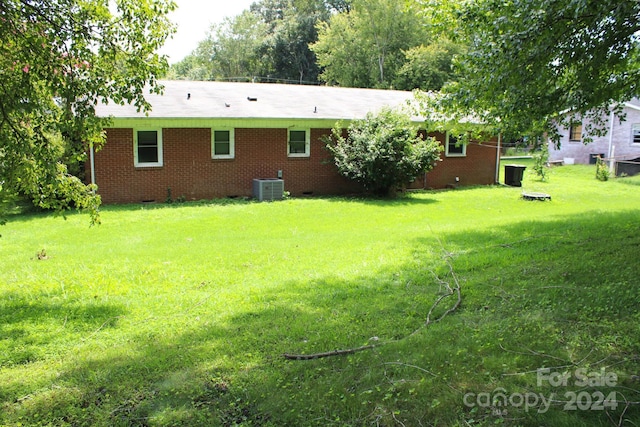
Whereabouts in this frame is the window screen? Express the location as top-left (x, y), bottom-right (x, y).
top-left (289, 130), bottom-right (307, 154)
top-left (214, 130), bottom-right (231, 156)
top-left (137, 130), bottom-right (159, 163)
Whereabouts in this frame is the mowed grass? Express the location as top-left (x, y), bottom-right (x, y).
top-left (1, 162), bottom-right (639, 426)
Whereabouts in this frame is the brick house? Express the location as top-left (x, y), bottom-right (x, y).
top-left (90, 81), bottom-right (499, 203)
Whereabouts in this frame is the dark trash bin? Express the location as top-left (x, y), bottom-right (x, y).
top-left (504, 164), bottom-right (526, 187)
top-left (616, 157), bottom-right (640, 177)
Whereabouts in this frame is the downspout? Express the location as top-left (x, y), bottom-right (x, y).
top-left (89, 141), bottom-right (96, 188)
top-left (495, 133), bottom-right (502, 184)
top-left (607, 109), bottom-right (615, 173)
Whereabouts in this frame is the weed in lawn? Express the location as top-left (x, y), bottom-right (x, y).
top-left (532, 149), bottom-right (550, 181)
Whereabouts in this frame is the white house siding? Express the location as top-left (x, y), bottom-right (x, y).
top-left (549, 101), bottom-right (640, 164)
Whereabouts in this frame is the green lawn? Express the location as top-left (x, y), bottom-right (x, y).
top-left (1, 163), bottom-right (639, 426)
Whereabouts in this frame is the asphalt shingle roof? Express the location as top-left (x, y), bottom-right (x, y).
top-left (95, 80), bottom-right (418, 121)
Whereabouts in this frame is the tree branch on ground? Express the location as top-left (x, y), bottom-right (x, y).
top-left (283, 240), bottom-right (462, 360)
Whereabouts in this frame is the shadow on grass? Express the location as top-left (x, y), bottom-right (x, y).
top-left (3, 210), bottom-right (640, 426)
top-left (616, 176), bottom-right (640, 186)
top-left (0, 293), bottom-right (125, 368)
top-left (2, 195), bottom-right (439, 227)
top-left (0, 208), bottom-right (81, 225)
top-left (317, 192), bottom-right (440, 207)
top-left (96, 193), bottom-right (440, 214)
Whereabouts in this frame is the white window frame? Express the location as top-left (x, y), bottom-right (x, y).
top-left (632, 124), bottom-right (640, 145)
top-left (212, 128), bottom-right (235, 159)
top-left (445, 132), bottom-right (466, 157)
top-left (134, 129), bottom-right (163, 167)
top-left (287, 128), bottom-right (310, 158)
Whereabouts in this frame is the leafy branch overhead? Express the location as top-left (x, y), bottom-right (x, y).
top-left (172, 0), bottom-right (636, 146)
top-left (433, 0), bottom-right (640, 144)
top-left (0, 0), bottom-right (176, 223)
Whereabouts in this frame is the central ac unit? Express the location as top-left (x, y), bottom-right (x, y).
top-left (252, 178), bottom-right (284, 201)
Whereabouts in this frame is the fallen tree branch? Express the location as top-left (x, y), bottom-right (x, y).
top-left (283, 344), bottom-right (377, 360)
top-left (606, 400), bottom-right (630, 427)
top-left (283, 238), bottom-right (462, 361)
top-left (426, 254), bottom-right (462, 326)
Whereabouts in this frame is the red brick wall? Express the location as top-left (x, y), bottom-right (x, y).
top-left (92, 127), bottom-right (361, 204)
top-left (409, 132), bottom-right (499, 189)
top-left (90, 127), bottom-right (498, 204)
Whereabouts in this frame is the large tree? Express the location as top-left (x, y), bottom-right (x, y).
top-left (171, 0), bottom-right (336, 84)
top-left (252, 0), bottom-right (329, 83)
top-left (178, 11), bottom-right (268, 81)
top-left (312, 0), bottom-right (429, 88)
top-left (0, 0), bottom-right (175, 223)
top-left (394, 38), bottom-right (464, 91)
top-left (433, 0), bottom-right (640, 144)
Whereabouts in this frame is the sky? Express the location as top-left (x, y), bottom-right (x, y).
top-left (160, 0), bottom-right (256, 63)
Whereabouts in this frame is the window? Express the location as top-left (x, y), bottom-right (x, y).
top-left (288, 129), bottom-right (310, 157)
top-left (445, 132), bottom-right (466, 157)
top-left (212, 129), bottom-right (234, 159)
top-left (633, 125), bottom-right (640, 145)
top-left (569, 124), bottom-right (582, 142)
top-left (134, 129), bottom-right (162, 167)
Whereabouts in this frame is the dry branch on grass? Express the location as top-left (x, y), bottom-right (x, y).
top-left (283, 344), bottom-right (378, 360)
top-left (283, 248), bottom-right (462, 361)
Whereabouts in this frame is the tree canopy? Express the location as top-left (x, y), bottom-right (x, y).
top-left (312, 0), bottom-right (429, 88)
top-left (0, 0), bottom-right (175, 223)
top-left (434, 0), bottom-right (640, 144)
top-left (179, 11), bottom-right (268, 81)
top-left (170, 0), bottom-right (464, 90)
top-left (395, 38), bottom-right (463, 92)
top-left (170, 0), bottom-right (335, 84)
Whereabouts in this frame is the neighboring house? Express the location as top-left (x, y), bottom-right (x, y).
top-left (549, 99), bottom-right (640, 166)
top-left (89, 80), bottom-right (499, 204)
